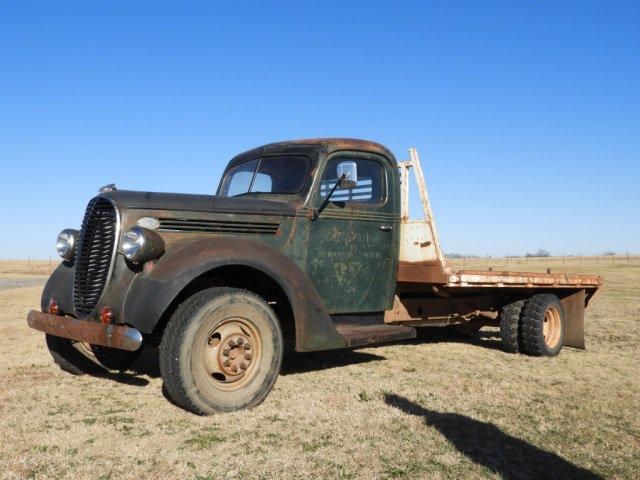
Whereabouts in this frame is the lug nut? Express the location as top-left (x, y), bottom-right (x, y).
top-left (223, 360), bottom-right (231, 367)
top-left (244, 344), bottom-right (251, 350)
top-left (222, 348), bottom-right (230, 356)
top-left (236, 337), bottom-right (244, 345)
top-left (239, 362), bottom-right (247, 371)
top-left (228, 339), bottom-right (235, 348)
top-left (231, 365), bottom-right (238, 373)
top-left (244, 353), bottom-right (252, 361)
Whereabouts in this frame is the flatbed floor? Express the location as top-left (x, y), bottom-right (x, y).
top-left (397, 261), bottom-right (602, 290)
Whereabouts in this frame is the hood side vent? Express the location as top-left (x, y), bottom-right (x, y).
top-left (159, 218), bottom-right (279, 235)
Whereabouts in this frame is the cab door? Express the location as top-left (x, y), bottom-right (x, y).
top-left (307, 153), bottom-right (399, 313)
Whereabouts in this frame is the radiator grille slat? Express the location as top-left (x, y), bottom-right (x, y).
top-left (159, 218), bottom-right (279, 235)
top-left (73, 197), bottom-right (117, 317)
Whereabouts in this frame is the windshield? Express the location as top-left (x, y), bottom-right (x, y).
top-left (219, 155), bottom-right (311, 197)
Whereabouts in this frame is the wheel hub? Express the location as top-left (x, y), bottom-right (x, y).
top-left (542, 306), bottom-right (561, 349)
top-left (218, 334), bottom-right (253, 376)
top-left (201, 318), bottom-right (261, 389)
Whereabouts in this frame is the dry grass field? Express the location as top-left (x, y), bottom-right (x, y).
top-left (0, 258), bottom-right (638, 479)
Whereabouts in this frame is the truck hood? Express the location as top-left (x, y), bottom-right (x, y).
top-left (101, 190), bottom-right (297, 217)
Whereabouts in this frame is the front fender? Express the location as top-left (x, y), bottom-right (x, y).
top-left (122, 237), bottom-right (347, 352)
top-left (41, 260), bottom-right (75, 314)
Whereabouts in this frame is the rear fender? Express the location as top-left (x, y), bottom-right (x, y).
top-left (123, 237), bottom-right (347, 352)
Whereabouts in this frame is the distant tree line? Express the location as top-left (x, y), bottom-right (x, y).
top-left (446, 249), bottom-right (621, 259)
top-left (525, 249), bottom-right (551, 258)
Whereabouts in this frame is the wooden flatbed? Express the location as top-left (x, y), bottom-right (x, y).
top-left (448, 269), bottom-right (602, 289)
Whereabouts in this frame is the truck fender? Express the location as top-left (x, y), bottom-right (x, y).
top-left (41, 260), bottom-right (75, 314)
top-left (122, 237), bottom-right (348, 352)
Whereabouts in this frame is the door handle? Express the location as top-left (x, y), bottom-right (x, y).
top-left (379, 225), bottom-right (393, 232)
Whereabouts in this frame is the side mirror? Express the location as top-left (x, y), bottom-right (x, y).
top-left (337, 161), bottom-right (357, 189)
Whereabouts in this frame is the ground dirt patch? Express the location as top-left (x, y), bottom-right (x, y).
top-left (0, 259), bottom-right (638, 479)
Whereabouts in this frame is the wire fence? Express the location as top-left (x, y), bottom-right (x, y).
top-left (448, 253), bottom-right (639, 269)
top-left (0, 257), bottom-right (60, 276)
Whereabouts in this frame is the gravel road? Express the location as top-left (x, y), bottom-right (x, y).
top-left (0, 277), bottom-right (46, 291)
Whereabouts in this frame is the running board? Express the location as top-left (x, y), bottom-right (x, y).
top-left (336, 324), bottom-right (416, 348)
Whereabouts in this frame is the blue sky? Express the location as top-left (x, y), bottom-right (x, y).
top-left (1, 1), bottom-right (638, 258)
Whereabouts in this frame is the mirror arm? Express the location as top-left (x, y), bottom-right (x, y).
top-left (311, 174), bottom-right (346, 221)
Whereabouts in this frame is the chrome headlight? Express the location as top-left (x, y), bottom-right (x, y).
top-left (121, 226), bottom-right (165, 264)
top-left (56, 229), bottom-right (79, 260)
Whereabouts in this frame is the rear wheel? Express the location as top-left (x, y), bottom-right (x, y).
top-left (46, 334), bottom-right (141, 374)
top-left (159, 288), bottom-right (283, 415)
top-left (520, 294), bottom-right (565, 356)
top-left (499, 299), bottom-right (525, 353)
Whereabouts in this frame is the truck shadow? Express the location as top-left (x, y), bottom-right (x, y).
top-left (91, 370), bottom-right (151, 386)
top-left (120, 346), bottom-right (386, 380)
top-left (412, 327), bottom-right (504, 352)
top-left (281, 350), bottom-right (385, 375)
top-left (127, 346), bottom-right (161, 378)
top-left (384, 393), bottom-right (603, 480)
top-left (104, 328), bottom-right (503, 384)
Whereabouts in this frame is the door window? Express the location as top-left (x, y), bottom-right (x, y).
top-left (320, 158), bottom-right (386, 204)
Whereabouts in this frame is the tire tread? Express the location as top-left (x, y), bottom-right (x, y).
top-left (499, 299), bottom-right (524, 353)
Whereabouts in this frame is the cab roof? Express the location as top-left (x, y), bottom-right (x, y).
top-left (229, 138), bottom-right (397, 167)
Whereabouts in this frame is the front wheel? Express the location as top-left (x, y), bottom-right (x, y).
top-left (159, 287), bottom-right (283, 414)
top-left (46, 334), bottom-right (142, 374)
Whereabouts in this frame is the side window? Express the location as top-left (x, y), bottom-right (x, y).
top-left (320, 158), bottom-right (386, 204)
top-left (222, 159), bottom-right (259, 197)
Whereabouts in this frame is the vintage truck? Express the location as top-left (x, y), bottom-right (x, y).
top-left (27, 138), bottom-right (602, 414)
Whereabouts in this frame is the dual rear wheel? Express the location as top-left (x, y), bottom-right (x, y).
top-left (499, 293), bottom-right (565, 356)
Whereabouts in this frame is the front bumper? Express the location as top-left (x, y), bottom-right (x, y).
top-left (27, 310), bottom-right (142, 351)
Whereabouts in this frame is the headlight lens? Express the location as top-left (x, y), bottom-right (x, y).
top-left (121, 226), bottom-right (165, 264)
top-left (56, 229), bottom-right (79, 260)
top-left (122, 229), bottom-right (143, 260)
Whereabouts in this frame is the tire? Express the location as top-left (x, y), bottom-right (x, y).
top-left (159, 287), bottom-right (283, 415)
top-left (520, 294), bottom-right (565, 356)
top-left (46, 334), bottom-right (141, 374)
top-left (499, 299), bottom-right (525, 353)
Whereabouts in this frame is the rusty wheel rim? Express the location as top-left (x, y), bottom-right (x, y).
top-left (201, 318), bottom-right (262, 391)
top-left (543, 306), bottom-right (561, 349)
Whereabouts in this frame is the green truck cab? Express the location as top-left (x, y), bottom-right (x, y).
top-left (27, 138), bottom-right (602, 414)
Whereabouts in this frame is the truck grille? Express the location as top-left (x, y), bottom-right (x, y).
top-left (73, 197), bottom-right (117, 318)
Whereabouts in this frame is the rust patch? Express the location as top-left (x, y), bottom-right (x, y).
top-left (397, 260), bottom-right (449, 284)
